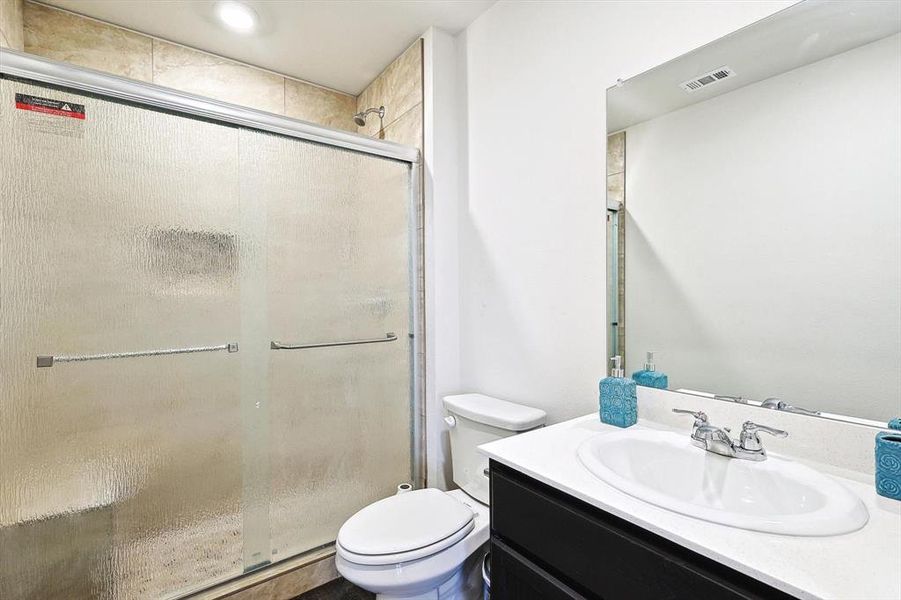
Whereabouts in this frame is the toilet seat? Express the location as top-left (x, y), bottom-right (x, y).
top-left (337, 488), bottom-right (475, 566)
top-left (337, 520), bottom-right (475, 566)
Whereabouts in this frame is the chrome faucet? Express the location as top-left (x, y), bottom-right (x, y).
top-left (760, 397), bottom-right (821, 416)
top-left (672, 409), bottom-right (788, 461)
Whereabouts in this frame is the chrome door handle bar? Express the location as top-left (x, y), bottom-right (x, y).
top-left (37, 342), bottom-right (239, 368)
top-left (270, 332), bottom-right (397, 350)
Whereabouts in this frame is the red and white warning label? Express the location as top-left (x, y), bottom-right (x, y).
top-left (15, 93), bottom-right (85, 119)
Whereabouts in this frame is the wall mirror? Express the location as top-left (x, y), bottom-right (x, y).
top-left (606, 0), bottom-right (900, 426)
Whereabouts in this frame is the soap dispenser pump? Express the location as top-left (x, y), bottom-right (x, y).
top-left (632, 351), bottom-right (669, 389)
top-left (599, 355), bottom-right (637, 428)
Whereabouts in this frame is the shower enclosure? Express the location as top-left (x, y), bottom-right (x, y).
top-left (0, 51), bottom-right (422, 599)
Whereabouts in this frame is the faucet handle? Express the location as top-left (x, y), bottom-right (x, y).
top-left (672, 408), bottom-right (708, 427)
top-left (742, 421), bottom-right (788, 437)
top-left (739, 421), bottom-right (788, 452)
top-left (762, 397), bottom-right (821, 416)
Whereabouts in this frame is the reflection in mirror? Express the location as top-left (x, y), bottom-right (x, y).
top-left (606, 0), bottom-right (901, 425)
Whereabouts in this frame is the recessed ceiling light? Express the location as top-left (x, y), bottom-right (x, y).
top-left (216, 1), bottom-right (257, 33)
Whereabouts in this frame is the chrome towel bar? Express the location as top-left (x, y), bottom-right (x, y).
top-left (270, 332), bottom-right (397, 351)
top-left (36, 342), bottom-right (239, 368)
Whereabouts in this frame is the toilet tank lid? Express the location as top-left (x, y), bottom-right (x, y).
top-left (443, 393), bottom-right (547, 431)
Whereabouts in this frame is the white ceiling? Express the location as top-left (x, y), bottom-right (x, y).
top-left (39, 0), bottom-right (495, 95)
top-left (608, 0), bottom-right (901, 132)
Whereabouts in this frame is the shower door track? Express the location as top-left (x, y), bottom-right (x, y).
top-left (0, 49), bottom-right (420, 164)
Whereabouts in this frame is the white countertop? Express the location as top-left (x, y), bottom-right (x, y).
top-left (479, 414), bottom-right (901, 600)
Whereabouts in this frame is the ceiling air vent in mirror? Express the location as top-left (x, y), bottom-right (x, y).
top-left (679, 66), bottom-right (736, 93)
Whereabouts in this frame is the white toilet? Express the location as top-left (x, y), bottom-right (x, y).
top-left (335, 393), bottom-right (547, 599)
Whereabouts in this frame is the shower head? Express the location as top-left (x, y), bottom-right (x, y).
top-left (353, 106), bottom-right (385, 127)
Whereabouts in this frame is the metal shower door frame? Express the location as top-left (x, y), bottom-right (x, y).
top-left (0, 43), bottom-right (427, 509)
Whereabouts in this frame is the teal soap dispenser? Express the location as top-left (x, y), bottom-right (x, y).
top-left (632, 351), bottom-right (668, 389)
top-left (599, 355), bottom-right (637, 428)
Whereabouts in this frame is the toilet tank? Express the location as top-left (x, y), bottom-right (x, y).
top-left (443, 394), bottom-right (547, 504)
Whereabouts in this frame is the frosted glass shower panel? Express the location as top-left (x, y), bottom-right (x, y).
top-left (0, 80), bottom-right (245, 599)
top-left (238, 130), bottom-right (414, 559)
top-left (0, 74), bottom-right (418, 599)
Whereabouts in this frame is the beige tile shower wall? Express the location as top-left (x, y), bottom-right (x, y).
top-left (21, 1), bottom-right (356, 131)
top-left (285, 77), bottom-right (356, 131)
top-left (152, 39), bottom-right (283, 114)
top-left (23, 2), bottom-right (151, 80)
top-left (356, 39), bottom-right (423, 149)
top-left (0, 0), bottom-right (24, 50)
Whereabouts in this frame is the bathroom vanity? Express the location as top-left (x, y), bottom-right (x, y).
top-left (481, 413), bottom-right (901, 600)
top-left (489, 460), bottom-right (793, 600)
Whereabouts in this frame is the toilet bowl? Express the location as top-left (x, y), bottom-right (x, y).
top-left (336, 489), bottom-right (488, 599)
top-left (336, 394), bottom-right (547, 599)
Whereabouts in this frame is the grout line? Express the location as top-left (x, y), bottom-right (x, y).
top-left (150, 37), bottom-right (155, 83)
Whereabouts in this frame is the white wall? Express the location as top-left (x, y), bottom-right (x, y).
top-left (422, 27), bottom-right (465, 489)
top-left (625, 34), bottom-right (901, 421)
top-left (451, 1), bottom-right (795, 428)
top-left (423, 1), bottom-right (798, 488)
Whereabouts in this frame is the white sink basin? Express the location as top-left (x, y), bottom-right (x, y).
top-left (577, 429), bottom-right (868, 536)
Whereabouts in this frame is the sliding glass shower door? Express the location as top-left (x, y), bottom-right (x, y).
top-left (0, 76), bottom-right (416, 599)
top-left (240, 131), bottom-right (412, 564)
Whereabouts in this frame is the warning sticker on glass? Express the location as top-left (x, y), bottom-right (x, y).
top-left (15, 93), bottom-right (86, 119)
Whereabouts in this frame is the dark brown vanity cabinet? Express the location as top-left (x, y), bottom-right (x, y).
top-left (488, 460), bottom-right (797, 600)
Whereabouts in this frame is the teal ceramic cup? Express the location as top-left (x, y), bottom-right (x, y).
top-left (875, 432), bottom-right (901, 501)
